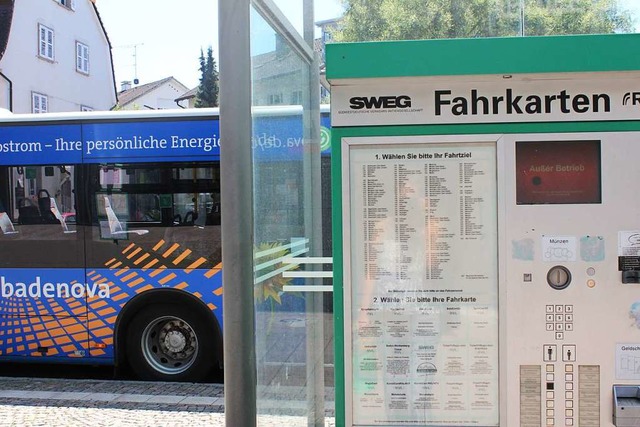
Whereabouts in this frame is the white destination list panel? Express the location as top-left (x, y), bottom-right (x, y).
top-left (347, 140), bottom-right (499, 426)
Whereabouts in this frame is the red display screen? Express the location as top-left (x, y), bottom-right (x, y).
top-left (516, 140), bottom-right (601, 205)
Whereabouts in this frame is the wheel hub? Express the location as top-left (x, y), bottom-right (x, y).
top-left (163, 330), bottom-right (187, 353)
top-left (156, 319), bottom-right (196, 361)
top-left (141, 315), bottom-right (200, 375)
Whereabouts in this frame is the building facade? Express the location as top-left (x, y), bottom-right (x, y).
top-left (0, 0), bottom-right (116, 113)
top-left (115, 76), bottom-right (190, 110)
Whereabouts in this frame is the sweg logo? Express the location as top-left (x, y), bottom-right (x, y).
top-left (1, 276), bottom-right (111, 299)
top-left (349, 95), bottom-right (412, 110)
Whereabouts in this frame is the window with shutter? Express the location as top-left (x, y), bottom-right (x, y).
top-left (59, 0), bottom-right (74, 10)
top-left (32, 93), bottom-right (48, 114)
top-left (76, 42), bottom-right (89, 74)
top-left (38, 24), bottom-right (54, 61)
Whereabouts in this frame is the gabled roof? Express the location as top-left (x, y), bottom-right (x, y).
top-left (175, 86), bottom-right (198, 102)
top-left (90, 0), bottom-right (118, 107)
top-left (0, 0), bottom-right (14, 61)
top-left (116, 76), bottom-right (188, 107)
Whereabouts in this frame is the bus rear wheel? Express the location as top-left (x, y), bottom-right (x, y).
top-left (125, 303), bottom-right (216, 382)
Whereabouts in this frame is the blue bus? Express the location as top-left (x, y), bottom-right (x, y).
top-left (0, 105), bottom-right (331, 381)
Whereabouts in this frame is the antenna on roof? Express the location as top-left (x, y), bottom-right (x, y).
top-left (132, 43), bottom-right (143, 84)
top-left (115, 43), bottom-right (144, 85)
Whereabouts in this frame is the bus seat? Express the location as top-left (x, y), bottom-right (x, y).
top-left (49, 198), bottom-right (75, 234)
top-left (207, 203), bottom-right (221, 225)
top-left (38, 190), bottom-right (59, 224)
top-left (104, 196), bottom-right (149, 236)
top-left (183, 211), bottom-right (196, 225)
top-left (38, 189), bottom-right (52, 212)
top-left (0, 212), bottom-right (18, 234)
top-left (18, 198), bottom-right (42, 225)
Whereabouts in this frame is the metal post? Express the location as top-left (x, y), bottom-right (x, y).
top-left (302, 1), bottom-right (325, 426)
top-left (219, 1), bottom-right (256, 426)
top-left (520, 0), bottom-right (525, 36)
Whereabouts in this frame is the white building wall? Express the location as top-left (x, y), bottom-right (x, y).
top-left (0, 0), bottom-right (116, 113)
top-left (0, 77), bottom-right (9, 110)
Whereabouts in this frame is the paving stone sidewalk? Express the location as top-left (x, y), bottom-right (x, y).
top-left (0, 377), bottom-right (336, 426)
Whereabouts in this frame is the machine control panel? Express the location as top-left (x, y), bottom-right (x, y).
top-left (506, 132), bottom-right (640, 426)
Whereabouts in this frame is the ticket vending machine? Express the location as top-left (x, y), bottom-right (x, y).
top-left (327, 34), bottom-right (640, 427)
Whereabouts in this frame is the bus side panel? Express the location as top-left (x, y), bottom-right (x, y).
top-left (83, 162), bottom-right (223, 359)
top-left (0, 314), bottom-right (89, 358)
top-left (86, 265), bottom-right (223, 359)
top-left (0, 115), bottom-right (226, 367)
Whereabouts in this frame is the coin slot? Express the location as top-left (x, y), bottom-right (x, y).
top-left (547, 266), bottom-right (571, 290)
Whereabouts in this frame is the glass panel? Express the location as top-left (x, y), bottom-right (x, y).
top-left (330, 1), bottom-right (636, 43)
top-left (270, 0), bottom-right (303, 35)
top-left (251, 4), bottom-right (333, 425)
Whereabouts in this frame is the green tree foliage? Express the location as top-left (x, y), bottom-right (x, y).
top-left (195, 46), bottom-right (219, 108)
top-left (333, 0), bottom-right (634, 42)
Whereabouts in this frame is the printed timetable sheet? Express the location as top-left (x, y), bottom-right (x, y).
top-left (346, 141), bottom-right (499, 426)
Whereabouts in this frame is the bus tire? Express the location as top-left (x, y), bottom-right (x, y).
top-left (125, 303), bottom-right (216, 382)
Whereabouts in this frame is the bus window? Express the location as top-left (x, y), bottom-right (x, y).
top-left (86, 162), bottom-right (222, 268)
top-left (0, 165), bottom-right (82, 269)
top-left (0, 164), bottom-right (85, 324)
